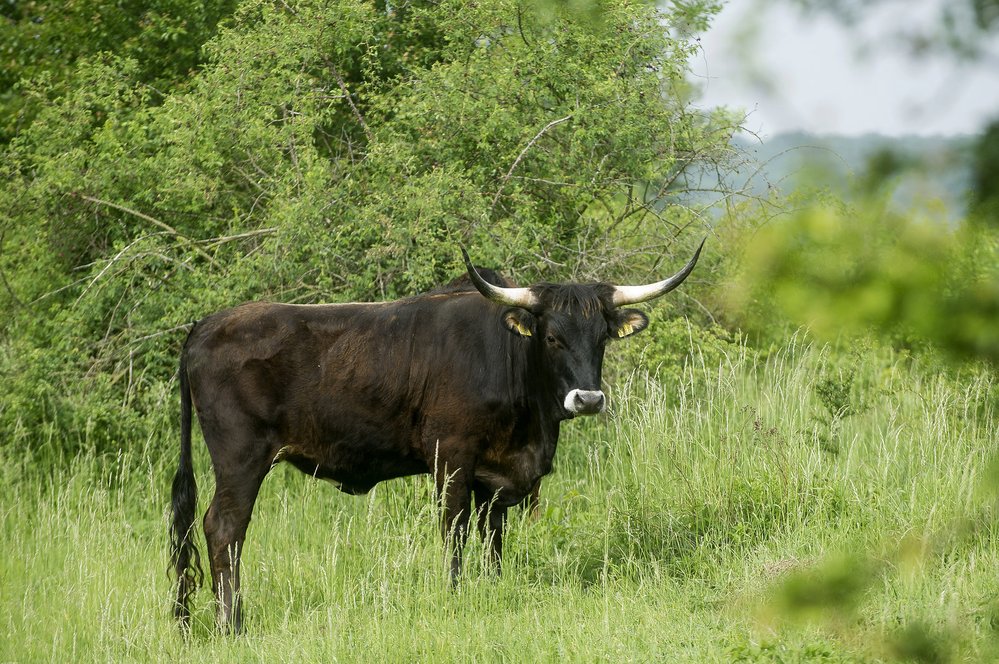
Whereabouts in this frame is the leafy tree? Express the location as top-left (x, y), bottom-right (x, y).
top-left (718, 0), bottom-right (999, 365)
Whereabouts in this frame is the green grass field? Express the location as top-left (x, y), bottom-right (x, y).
top-left (3, 340), bottom-right (997, 662)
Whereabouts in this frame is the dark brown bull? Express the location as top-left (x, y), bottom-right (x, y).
top-left (170, 243), bottom-right (703, 631)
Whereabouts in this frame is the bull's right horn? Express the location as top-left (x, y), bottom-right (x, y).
top-left (460, 247), bottom-right (539, 309)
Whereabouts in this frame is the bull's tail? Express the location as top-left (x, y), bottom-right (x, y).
top-left (170, 346), bottom-right (202, 625)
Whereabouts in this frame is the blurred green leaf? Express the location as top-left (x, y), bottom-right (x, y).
top-left (727, 199), bottom-right (999, 365)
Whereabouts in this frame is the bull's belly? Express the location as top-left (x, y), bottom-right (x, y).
top-left (473, 465), bottom-right (548, 507)
top-left (275, 442), bottom-right (428, 494)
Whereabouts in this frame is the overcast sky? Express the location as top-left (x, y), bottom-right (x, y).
top-left (694, 1), bottom-right (999, 137)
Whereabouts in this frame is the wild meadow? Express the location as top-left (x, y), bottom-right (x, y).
top-left (4, 336), bottom-right (997, 662)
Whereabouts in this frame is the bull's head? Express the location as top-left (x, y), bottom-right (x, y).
top-left (461, 241), bottom-right (704, 418)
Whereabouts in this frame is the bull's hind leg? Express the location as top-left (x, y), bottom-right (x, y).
top-left (202, 450), bottom-right (271, 633)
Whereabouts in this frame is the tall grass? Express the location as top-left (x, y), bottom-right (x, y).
top-left (3, 339), bottom-right (996, 662)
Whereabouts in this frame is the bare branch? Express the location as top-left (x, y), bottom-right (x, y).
top-left (126, 323), bottom-right (197, 347)
top-left (200, 227), bottom-right (278, 247)
top-left (323, 56), bottom-right (374, 143)
top-left (490, 114), bottom-right (573, 214)
top-left (72, 194), bottom-right (217, 265)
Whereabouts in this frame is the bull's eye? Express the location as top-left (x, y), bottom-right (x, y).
top-left (546, 334), bottom-right (559, 347)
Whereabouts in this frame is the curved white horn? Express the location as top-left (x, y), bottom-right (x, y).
top-left (460, 247), bottom-right (538, 309)
top-left (612, 239), bottom-right (705, 307)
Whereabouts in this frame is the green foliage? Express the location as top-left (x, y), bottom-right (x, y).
top-left (0, 0), bottom-right (238, 142)
top-left (771, 552), bottom-right (881, 618)
top-left (605, 312), bottom-right (744, 390)
top-left (887, 621), bottom-right (953, 664)
top-left (727, 639), bottom-right (862, 663)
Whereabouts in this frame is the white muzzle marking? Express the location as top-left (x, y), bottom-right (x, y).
top-left (564, 389), bottom-right (606, 415)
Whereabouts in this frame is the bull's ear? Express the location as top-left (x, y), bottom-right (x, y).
top-left (503, 309), bottom-right (535, 337)
top-left (611, 309), bottom-right (649, 339)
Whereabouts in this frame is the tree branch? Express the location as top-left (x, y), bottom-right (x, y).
top-left (72, 194), bottom-right (216, 265)
top-left (324, 56), bottom-right (374, 143)
top-left (490, 114), bottom-right (573, 214)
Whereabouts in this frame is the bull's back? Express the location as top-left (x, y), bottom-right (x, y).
top-left (185, 301), bottom-right (393, 426)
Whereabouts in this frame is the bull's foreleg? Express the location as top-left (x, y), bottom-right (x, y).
top-left (434, 459), bottom-right (473, 585)
top-left (474, 487), bottom-right (508, 575)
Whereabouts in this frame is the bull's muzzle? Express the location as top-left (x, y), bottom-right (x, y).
top-left (564, 389), bottom-right (606, 416)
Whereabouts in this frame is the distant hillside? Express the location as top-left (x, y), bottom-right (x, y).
top-left (727, 132), bottom-right (975, 217)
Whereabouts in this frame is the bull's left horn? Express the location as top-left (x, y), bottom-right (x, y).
top-left (611, 238), bottom-right (705, 307)
top-left (460, 246), bottom-right (538, 309)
